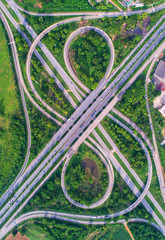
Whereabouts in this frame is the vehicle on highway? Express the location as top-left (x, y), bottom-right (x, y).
top-left (91, 110), bottom-right (97, 117)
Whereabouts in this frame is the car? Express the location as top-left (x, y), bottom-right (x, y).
top-left (59, 150), bottom-right (63, 155)
top-left (74, 132), bottom-right (76, 135)
top-left (91, 110), bottom-right (96, 117)
top-left (67, 118), bottom-right (70, 122)
top-left (9, 196), bottom-right (15, 205)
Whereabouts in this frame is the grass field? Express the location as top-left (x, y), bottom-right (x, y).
top-left (96, 225), bottom-right (131, 240)
top-left (0, 20), bottom-right (26, 196)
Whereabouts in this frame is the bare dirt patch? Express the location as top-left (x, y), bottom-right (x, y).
top-left (134, 16), bottom-right (151, 37)
top-left (162, 127), bottom-right (165, 136)
top-left (79, 19), bottom-right (89, 28)
top-left (81, 158), bottom-right (98, 178)
top-left (34, 1), bottom-right (42, 9)
top-left (6, 232), bottom-right (30, 240)
top-left (124, 223), bottom-right (135, 240)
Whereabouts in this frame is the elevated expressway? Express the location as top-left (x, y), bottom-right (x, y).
top-left (0, 1), bottom-right (165, 238)
top-left (0, 39), bottom-right (165, 234)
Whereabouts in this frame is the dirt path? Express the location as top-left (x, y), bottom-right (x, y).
top-left (6, 232), bottom-right (30, 240)
top-left (124, 223), bottom-right (135, 240)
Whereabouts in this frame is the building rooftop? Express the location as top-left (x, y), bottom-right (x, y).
top-left (159, 105), bottom-right (165, 118)
top-left (122, 0), bottom-right (133, 5)
top-left (154, 60), bottom-right (165, 84)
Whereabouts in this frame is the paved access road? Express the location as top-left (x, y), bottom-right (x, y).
top-left (9, 0), bottom-right (165, 16)
top-left (145, 49), bottom-right (165, 202)
top-left (61, 139), bottom-right (114, 209)
top-left (63, 26), bottom-right (115, 93)
top-left (1, 211), bottom-right (163, 240)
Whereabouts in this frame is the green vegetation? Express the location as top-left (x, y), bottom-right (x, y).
top-left (102, 117), bottom-right (148, 183)
top-left (70, 30), bottom-right (110, 90)
top-left (23, 14), bottom-right (66, 34)
top-left (116, 73), bottom-right (151, 138)
top-left (148, 82), bottom-right (165, 166)
top-left (10, 28), bottom-right (60, 164)
top-left (96, 225), bottom-right (131, 240)
top-left (89, 15), bottom-right (144, 68)
top-left (90, 0), bottom-right (118, 11)
top-left (22, 161), bottom-right (137, 217)
top-left (31, 55), bottom-right (73, 117)
top-left (15, 0), bottom-right (92, 12)
top-left (128, 222), bottom-right (165, 240)
top-left (26, 99), bottom-right (59, 163)
top-left (0, 21), bottom-right (26, 196)
top-left (14, 29), bottom-right (74, 118)
top-left (141, 0), bottom-right (155, 4)
top-left (10, 219), bottom-right (132, 240)
top-left (65, 144), bottom-right (109, 206)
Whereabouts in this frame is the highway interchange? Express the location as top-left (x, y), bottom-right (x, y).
top-left (0, 0), bottom-right (165, 238)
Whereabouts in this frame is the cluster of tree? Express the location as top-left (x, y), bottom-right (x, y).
top-left (31, 56), bottom-right (73, 117)
top-left (27, 101), bottom-right (58, 162)
top-left (70, 30), bottom-right (110, 90)
top-left (0, 111), bottom-right (26, 196)
top-left (12, 218), bottom-right (134, 240)
top-left (15, 0), bottom-right (92, 13)
top-left (116, 77), bottom-right (151, 137)
top-left (44, 22), bottom-right (78, 57)
top-left (91, 0), bottom-right (117, 10)
top-left (15, 32), bottom-right (29, 61)
top-left (103, 117), bottom-right (147, 177)
top-left (65, 144), bottom-right (109, 206)
top-left (89, 15), bottom-right (144, 67)
top-left (24, 14), bottom-right (65, 34)
top-left (128, 222), bottom-right (165, 240)
top-left (12, 218), bottom-right (95, 240)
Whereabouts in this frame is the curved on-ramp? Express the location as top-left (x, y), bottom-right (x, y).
top-left (0, 10), bottom-right (31, 204)
top-left (0, 211), bottom-right (164, 239)
top-left (61, 140), bottom-right (114, 209)
top-left (9, 0), bottom-right (165, 17)
top-left (145, 46), bottom-right (165, 202)
top-left (64, 26), bottom-right (115, 93)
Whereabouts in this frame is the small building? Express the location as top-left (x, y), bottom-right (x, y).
top-left (159, 105), bottom-right (165, 118)
top-left (153, 60), bottom-right (165, 91)
top-left (161, 139), bottom-right (165, 146)
top-left (135, 2), bottom-right (144, 7)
